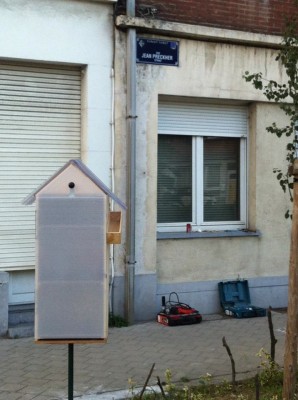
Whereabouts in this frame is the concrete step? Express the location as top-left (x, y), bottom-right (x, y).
top-left (8, 303), bottom-right (34, 326)
top-left (7, 322), bottom-right (34, 339)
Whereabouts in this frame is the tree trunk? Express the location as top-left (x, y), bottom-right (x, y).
top-left (283, 159), bottom-right (298, 399)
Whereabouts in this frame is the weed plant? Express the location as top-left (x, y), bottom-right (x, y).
top-left (129, 349), bottom-right (297, 400)
top-left (109, 312), bottom-right (128, 327)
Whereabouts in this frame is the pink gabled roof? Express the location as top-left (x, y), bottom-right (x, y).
top-left (23, 159), bottom-right (126, 209)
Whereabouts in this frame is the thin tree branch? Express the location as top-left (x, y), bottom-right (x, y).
top-left (267, 306), bottom-right (278, 362)
top-left (255, 373), bottom-right (260, 400)
top-left (139, 363), bottom-right (155, 399)
top-left (156, 376), bottom-right (167, 399)
top-left (222, 336), bottom-right (236, 387)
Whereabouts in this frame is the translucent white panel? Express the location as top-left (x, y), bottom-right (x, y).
top-left (36, 281), bottom-right (107, 339)
top-left (35, 196), bottom-right (108, 340)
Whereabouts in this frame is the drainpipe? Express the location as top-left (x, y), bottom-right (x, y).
top-left (125, 0), bottom-right (136, 324)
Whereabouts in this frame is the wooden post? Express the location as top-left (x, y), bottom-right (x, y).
top-left (283, 158), bottom-right (298, 399)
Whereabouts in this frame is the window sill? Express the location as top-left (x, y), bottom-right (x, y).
top-left (157, 229), bottom-right (261, 240)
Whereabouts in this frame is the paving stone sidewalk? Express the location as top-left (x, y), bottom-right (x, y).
top-left (0, 312), bottom-right (287, 400)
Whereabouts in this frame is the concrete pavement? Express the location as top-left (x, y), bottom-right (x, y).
top-left (0, 311), bottom-right (287, 400)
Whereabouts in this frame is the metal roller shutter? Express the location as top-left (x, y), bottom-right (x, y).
top-left (0, 62), bottom-right (81, 270)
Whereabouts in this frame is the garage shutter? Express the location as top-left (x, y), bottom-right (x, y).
top-left (0, 62), bottom-right (81, 270)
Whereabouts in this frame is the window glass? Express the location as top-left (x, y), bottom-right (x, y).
top-left (157, 135), bottom-right (192, 223)
top-left (203, 138), bottom-right (240, 222)
top-left (157, 101), bottom-right (247, 232)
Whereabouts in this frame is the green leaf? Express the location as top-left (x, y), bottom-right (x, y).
top-left (243, 24), bottom-right (298, 214)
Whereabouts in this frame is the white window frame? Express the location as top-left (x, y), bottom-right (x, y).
top-left (157, 101), bottom-right (248, 233)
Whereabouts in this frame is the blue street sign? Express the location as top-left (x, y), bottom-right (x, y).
top-left (136, 38), bottom-right (179, 66)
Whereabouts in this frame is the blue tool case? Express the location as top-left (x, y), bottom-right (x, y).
top-left (218, 280), bottom-right (266, 318)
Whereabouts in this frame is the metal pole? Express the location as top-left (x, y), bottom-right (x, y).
top-left (68, 344), bottom-right (74, 400)
top-left (125, 0), bottom-right (136, 325)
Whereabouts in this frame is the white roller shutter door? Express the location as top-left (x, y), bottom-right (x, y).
top-left (158, 100), bottom-right (248, 137)
top-left (0, 62), bottom-right (81, 270)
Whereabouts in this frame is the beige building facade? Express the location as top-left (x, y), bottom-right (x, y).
top-left (113, 17), bottom-right (292, 319)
